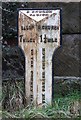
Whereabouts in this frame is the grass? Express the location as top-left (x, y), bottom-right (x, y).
top-left (1, 80), bottom-right (81, 119)
top-left (2, 90), bottom-right (81, 119)
top-left (0, 86), bottom-right (2, 119)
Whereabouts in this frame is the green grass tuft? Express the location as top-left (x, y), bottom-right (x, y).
top-left (2, 90), bottom-right (81, 119)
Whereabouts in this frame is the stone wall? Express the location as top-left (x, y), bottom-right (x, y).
top-left (2, 2), bottom-right (81, 78)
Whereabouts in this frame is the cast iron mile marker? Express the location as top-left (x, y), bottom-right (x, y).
top-left (18, 9), bottom-right (61, 107)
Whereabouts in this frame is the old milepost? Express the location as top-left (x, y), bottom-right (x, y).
top-left (18, 9), bottom-right (61, 107)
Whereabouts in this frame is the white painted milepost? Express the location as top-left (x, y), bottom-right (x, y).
top-left (18, 9), bottom-right (61, 107)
